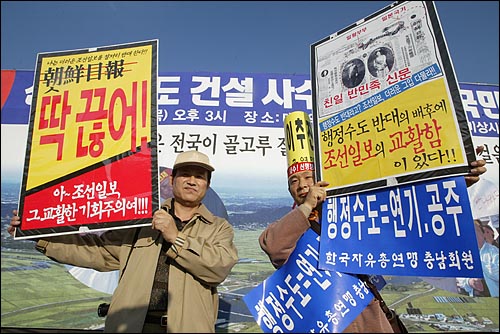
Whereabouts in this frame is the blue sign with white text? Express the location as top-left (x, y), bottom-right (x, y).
top-left (243, 229), bottom-right (374, 333)
top-left (318, 176), bottom-right (483, 277)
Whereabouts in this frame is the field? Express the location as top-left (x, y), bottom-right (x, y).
top-left (1, 228), bottom-right (499, 332)
top-left (1, 250), bottom-right (110, 330)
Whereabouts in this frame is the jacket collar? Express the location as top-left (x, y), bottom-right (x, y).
top-left (162, 198), bottom-right (216, 225)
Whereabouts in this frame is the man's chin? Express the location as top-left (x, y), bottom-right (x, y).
top-left (295, 198), bottom-right (306, 206)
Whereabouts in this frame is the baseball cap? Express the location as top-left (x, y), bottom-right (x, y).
top-left (173, 150), bottom-right (215, 172)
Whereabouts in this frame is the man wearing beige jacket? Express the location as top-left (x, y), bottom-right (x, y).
top-left (9, 150), bottom-right (238, 333)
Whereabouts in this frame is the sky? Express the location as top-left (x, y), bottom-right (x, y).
top-left (1, 1), bottom-right (499, 85)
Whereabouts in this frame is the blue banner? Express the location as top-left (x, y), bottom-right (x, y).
top-left (2, 70), bottom-right (497, 135)
top-left (157, 72), bottom-right (311, 127)
top-left (460, 83), bottom-right (499, 138)
top-left (318, 176), bottom-right (483, 277)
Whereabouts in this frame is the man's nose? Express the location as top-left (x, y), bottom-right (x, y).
top-left (298, 179), bottom-right (309, 189)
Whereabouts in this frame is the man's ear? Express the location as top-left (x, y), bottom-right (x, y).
top-left (169, 174), bottom-right (174, 187)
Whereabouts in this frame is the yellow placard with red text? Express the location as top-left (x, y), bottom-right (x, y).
top-left (27, 44), bottom-right (154, 190)
top-left (319, 78), bottom-right (466, 188)
top-left (16, 40), bottom-right (158, 239)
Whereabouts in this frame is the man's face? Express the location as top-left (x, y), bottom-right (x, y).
top-left (288, 170), bottom-right (315, 205)
top-left (483, 226), bottom-right (495, 244)
top-left (171, 165), bottom-right (209, 207)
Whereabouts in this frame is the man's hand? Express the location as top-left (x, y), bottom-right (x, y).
top-left (465, 146), bottom-right (487, 188)
top-left (152, 208), bottom-right (179, 243)
top-left (468, 278), bottom-right (484, 292)
top-left (7, 210), bottom-right (21, 237)
top-left (303, 180), bottom-right (329, 211)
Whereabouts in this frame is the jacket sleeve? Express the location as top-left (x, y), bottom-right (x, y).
top-left (35, 229), bottom-right (129, 271)
top-left (259, 206), bottom-right (311, 269)
top-left (166, 219), bottom-right (238, 287)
